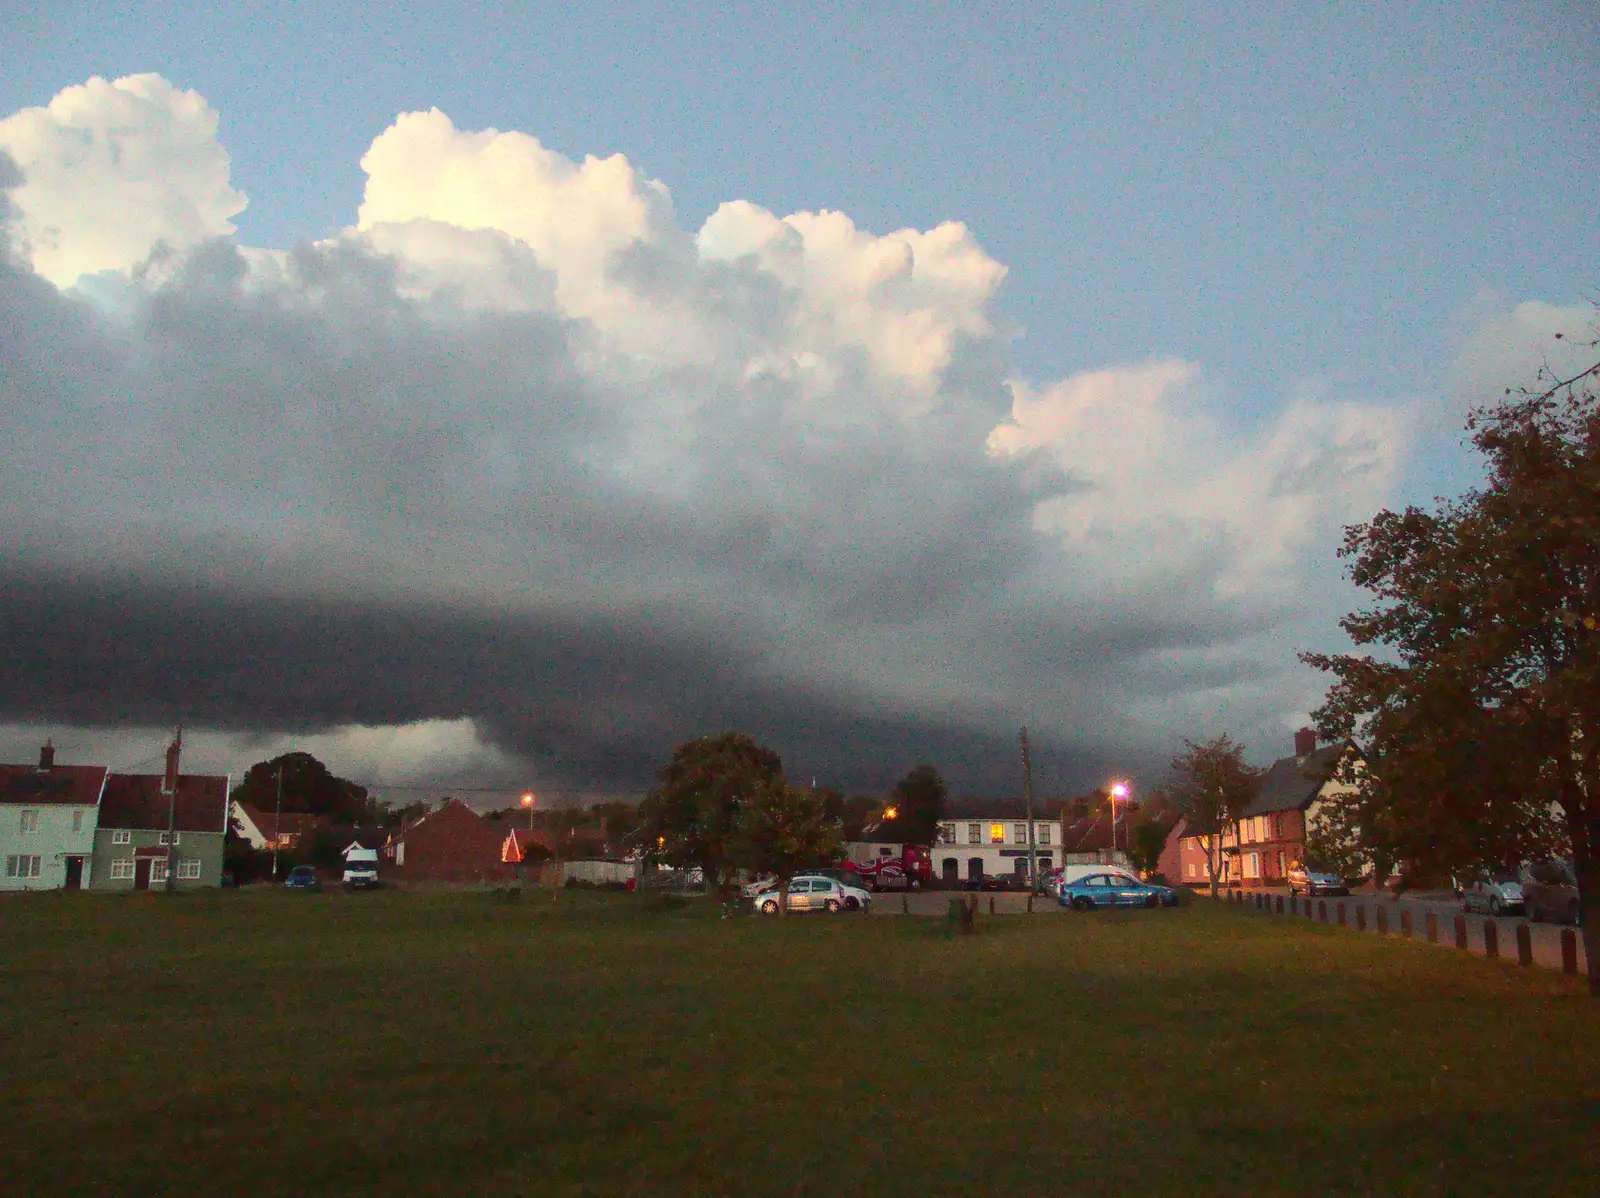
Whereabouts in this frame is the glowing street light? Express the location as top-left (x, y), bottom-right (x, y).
top-left (521, 792), bottom-right (536, 831)
top-left (1109, 782), bottom-right (1130, 860)
top-left (883, 806), bottom-right (899, 821)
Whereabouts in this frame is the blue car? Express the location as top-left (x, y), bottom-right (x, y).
top-left (1058, 872), bottom-right (1180, 910)
top-left (283, 865), bottom-right (322, 892)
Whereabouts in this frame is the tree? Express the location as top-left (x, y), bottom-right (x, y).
top-left (883, 765), bottom-right (946, 845)
top-left (730, 780), bottom-right (843, 915)
top-left (1167, 736), bottom-right (1260, 898)
top-left (1127, 819), bottom-right (1169, 878)
top-left (230, 752), bottom-right (373, 823)
top-left (1304, 344), bottom-right (1600, 991)
top-left (637, 732), bottom-right (783, 889)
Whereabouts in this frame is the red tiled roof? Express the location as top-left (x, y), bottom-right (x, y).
top-left (100, 773), bottom-right (229, 833)
top-left (0, 763), bottom-right (108, 806)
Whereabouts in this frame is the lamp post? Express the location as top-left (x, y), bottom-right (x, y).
top-left (1109, 782), bottom-right (1129, 865)
top-left (519, 793), bottom-right (535, 881)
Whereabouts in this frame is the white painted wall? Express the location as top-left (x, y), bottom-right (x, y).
top-left (0, 804), bottom-right (100, 890)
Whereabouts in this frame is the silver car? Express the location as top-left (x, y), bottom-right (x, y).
top-left (754, 876), bottom-right (855, 914)
top-left (1461, 872), bottom-right (1525, 916)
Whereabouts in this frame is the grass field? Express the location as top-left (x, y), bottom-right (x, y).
top-left (2, 890), bottom-right (1596, 1197)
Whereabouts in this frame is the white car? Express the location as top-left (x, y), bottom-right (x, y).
top-left (753, 876), bottom-right (868, 914)
top-left (741, 876), bottom-right (778, 899)
top-left (1461, 873), bottom-right (1525, 916)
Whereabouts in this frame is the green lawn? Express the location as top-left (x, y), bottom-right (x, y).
top-left (2, 890), bottom-right (1595, 1197)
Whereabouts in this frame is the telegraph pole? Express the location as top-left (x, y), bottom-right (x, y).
top-left (272, 762), bottom-right (284, 880)
top-left (163, 727), bottom-right (182, 893)
top-left (1021, 726), bottom-right (1038, 894)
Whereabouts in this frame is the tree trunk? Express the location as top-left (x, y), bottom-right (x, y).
top-left (778, 876), bottom-right (790, 917)
top-left (1561, 770), bottom-right (1599, 996)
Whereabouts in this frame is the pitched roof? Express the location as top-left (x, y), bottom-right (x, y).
top-left (240, 806), bottom-right (326, 842)
top-left (944, 797), bottom-right (1065, 821)
top-left (1242, 743), bottom-right (1348, 816)
top-left (99, 773), bottom-right (230, 833)
top-left (0, 763), bottom-right (108, 806)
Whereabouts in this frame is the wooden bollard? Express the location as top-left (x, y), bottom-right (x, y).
top-left (1254, 893), bottom-right (1262, 910)
top-left (1318, 900), bottom-right (1327, 922)
top-left (1337, 902), bottom-right (1346, 927)
top-left (989, 895), bottom-right (995, 916)
top-left (1516, 923), bottom-right (1533, 968)
top-left (1275, 895), bottom-right (1284, 914)
top-left (1426, 912), bottom-right (1438, 943)
top-left (1356, 906), bottom-right (1366, 932)
top-left (902, 893), bottom-right (909, 914)
top-left (1454, 914), bottom-right (1468, 950)
top-left (1483, 919), bottom-right (1499, 959)
top-left (1305, 898), bottom-right (1313, 920)
top-left (1027, 893), bottom-right (1034, 914)
top-left (1561, 928), bottom-right (1579, 975)
top-left (1377, 906), bottom-right (1388, 934)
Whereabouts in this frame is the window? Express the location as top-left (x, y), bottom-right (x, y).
top-left (938, 823), bottom-right (955, 845)
top-left (110, 859), bottom-right (135, 880)
top-left (1014, 823), bottom-right (1027, 843)
top-left (878, 847), bottom-right (893, 857)
top-left (159, 831), bottom-right (180, 845)
top-left (1039, 825), bottom-right (1052, 846)
top-left (20, 809), bottom-right (39, 834)
top-left (967, 823), bottom-right (981, 845)
top-left (149, 860), bottom-right (169, 883)
top-left (72, 810), bottom-right (84, 833)
top-left (112, 829), bottom-right (131, 845)
top-left (989, 823), bottom-right (1005, 844)
top-left (5, 855), bottom-right (41, 879)
top-left (177, 860), bottom-right (202, 880)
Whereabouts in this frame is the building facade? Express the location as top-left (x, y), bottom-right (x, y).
top-left (0, 745), bottom-right (108, 891)
top-left (933, 800), bottom-right (1064, 884)
top-left (383, 798), bottom-right (508, 883)
top-left (90, 737), bottom-right (230, 890)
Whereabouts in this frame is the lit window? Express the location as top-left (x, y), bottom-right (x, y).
top-left (990, 823), bottom-right (1005, 844)
top-left (1039, 825), bottom-right (1052, 846)
top-left (20, 809), bottom-right (39, 834)
top-left (1014, 823), bottom-right (1027, 843)
top-left (967, 823), bottom-right (981, 845)
top-left (177, 860), bottom-right (201, 880)
top-left (110, 860), bottom-right (135, 880)
top-left (72, 810), bottom-right (84, 834)
top-left (112, 830), bottom-right (131, 845)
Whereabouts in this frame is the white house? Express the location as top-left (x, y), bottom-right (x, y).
top-left (0, 744), bottom-right (109, 891)
top-left (932, 800), bottom-right (1064, 885)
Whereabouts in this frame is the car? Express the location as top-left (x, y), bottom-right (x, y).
top-left (1058, 873), bottom-right (1180, 910)
top-left (1286, 864), bottom-right (1348, 896)
top-left (753, 876), bottom-right (855, 914)
top-left (961, 874), bottom-right (1011, 892)
top-left (793, 873), bottom-right (872, 911)
top-left (283, 865), bottom-right (321, 892)
top-left (740, 876), bottom-right (778, 899)
top-left (1521, 859), bottom-right (1582, 925)
top-left (1460, 871), bottom-right (1525, 916)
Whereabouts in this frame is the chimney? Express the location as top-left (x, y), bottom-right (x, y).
top-left (38, 741), bottom-right (54, 772)
top-left (162, 729), bottom-right (183, 795)
top-left (1294, 727), bottom-right (1318, 757)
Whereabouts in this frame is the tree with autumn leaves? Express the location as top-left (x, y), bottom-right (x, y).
top-left (1304, 342), bottom-right (1599, 994)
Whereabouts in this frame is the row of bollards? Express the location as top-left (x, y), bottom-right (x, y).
top-left (1223, 887), bottom-right (1581, 975)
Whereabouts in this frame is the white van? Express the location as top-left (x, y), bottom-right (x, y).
top-left (342, 844), bottom-right (380, 889)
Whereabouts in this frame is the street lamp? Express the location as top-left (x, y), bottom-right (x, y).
top-left (1109, 782), bottom-right (1130, 862)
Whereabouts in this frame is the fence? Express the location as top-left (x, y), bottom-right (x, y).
top-left (1219, 887), bottom-right (1587, 977)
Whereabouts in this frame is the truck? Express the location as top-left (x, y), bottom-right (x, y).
top-left (342, 844), bottom-right (380, 889)
top-left (839, 841), bottom-right (933, 891)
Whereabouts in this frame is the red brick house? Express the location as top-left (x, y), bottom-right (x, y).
top-left (1177, 729), bottom-right (1361, 888)
top-left (382, 798), bottom-right (508, 883)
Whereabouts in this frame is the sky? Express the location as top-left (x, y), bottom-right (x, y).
top-left (1, 2), bottom-right (1596, 805)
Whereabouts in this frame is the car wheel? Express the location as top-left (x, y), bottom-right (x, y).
top-left (1072, 896), bottom-right (1094, 911)
top-left (761, 900), bottom-right (779, 915)
top-left (1490, 895), bottom-right (1503, 915)
top-left (825, 898), bottom-right (841, 913)
top-left (844, 896), bottom-right (859, 911)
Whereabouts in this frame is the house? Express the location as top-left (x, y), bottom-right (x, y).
top-left (501, 826), bottom-right (555, 868)
top-left (1176, 729), bottom-right (1360, 888)
top-left (1156, 815), bottom-right (1189, 883)
top-left (932, 800), bottom-right (1065, 884)
top-left (382, 798), bottom-right (508, 883)
top-left (0, 743), bottom-right (109, 891)
top-left (90, 734), bottom-right (230, 890)
top-left (230, 801), bottom-right (326, 851)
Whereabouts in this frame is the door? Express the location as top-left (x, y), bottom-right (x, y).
top-left (968, 857), bottom-right (984, 880)
top-left (134, 858), bottom-right (152, 890)
top-left (942, 858), bottom-right (959, 883)
top-left (786, 879), bottom-right (811, 911)
top-left (64, 857), bottom-right (84, 890)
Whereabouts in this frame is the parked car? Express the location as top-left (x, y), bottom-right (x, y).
top-left (961, 874), bottom-right (1010, 892)
top-left (1519, 860), bottom-right (1579, 924)
top-left (1286, 864), bottom-right (1348, 897)
top-left (793, 873), bottom-right (872, 911)
top-left (754, 876), bottom-right (852, 914)
top-left (741, 876), bottom-right (778, 899)
top-left (1058, 873), bottom-right (1179, 910)
top-left (1460, 871), bottom-right (1525, 916)
top-left (284, 865), bottom-right (321, 892)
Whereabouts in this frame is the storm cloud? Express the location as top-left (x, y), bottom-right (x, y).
top-left (0, 76), bottom-right (1415, 793)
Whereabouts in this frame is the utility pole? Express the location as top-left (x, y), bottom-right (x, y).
top-left (163, 727), bottom-right (182, 893)
top-left (1021, 726), bottom-right (1038, 895)
top-left (272, 762), bottom-right (284, 880)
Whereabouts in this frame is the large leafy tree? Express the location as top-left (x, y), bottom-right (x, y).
top-left (731, 781), bottom-right (844, 915)
top-left (637, 732), bottom-right (783, 888)
top-left (1168, 736), bottom-right (1260, 898)
top-left (881, 764), bottom-right (946, 845)
top-left (229, 752), bottom-right (373, 823)
top-left (1304, 347), bottom-right (1599, 993)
